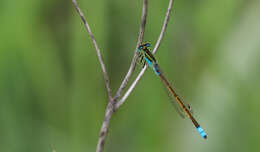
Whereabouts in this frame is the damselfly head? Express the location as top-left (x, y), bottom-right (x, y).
top-left (144, 42), bottom-right (151, 47)
top-left (138, 45), bottom-right (143, 51)
top-left (138, 42), bottom-right (151, 51)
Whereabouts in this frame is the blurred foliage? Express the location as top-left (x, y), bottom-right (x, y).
top-left (0, 0), bottom-right (260, 152)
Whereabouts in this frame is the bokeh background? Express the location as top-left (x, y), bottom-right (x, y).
top-left (1, 0), bottom-right (260, 152)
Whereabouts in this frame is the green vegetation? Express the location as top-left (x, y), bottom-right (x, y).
top-left (0, 0), bottom-right (260, 152)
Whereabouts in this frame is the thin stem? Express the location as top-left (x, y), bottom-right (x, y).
top-left (113, 0), bottom-right (148, 101)
top-left (153, 0), bottom-right (174, 54)
top-left (72, 0), bottom-right (113, 101)
top-left (96, 102), bottom-right (114, 152)
top-left (72, 0), bottom-right (175, 151)
top-left (96, 1), bottom-right (148, 152)
top-left (115, 0), bottom-right (175, 109)
top-left (95, 1), bottom-right (148, 152)
top-left (115, 65), bottom-right (148, 109)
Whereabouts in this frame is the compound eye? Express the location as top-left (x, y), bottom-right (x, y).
top-left (138, 46), bottom-right (143, 50)
top-left (145, 43), bottom-right (151, 47)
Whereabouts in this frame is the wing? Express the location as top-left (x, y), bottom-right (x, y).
top-left (158, 68), bottom-right (193, 118)
top-left (166, 87), bottom-right (186, 118)
top-left (166, 88), bottom-right (194, 118)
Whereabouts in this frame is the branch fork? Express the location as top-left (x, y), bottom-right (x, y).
top-left (72, 0), bottom-right (175, 151)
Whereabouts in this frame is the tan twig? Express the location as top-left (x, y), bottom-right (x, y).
top-left (115, 0), bottom-right (174, 109)
top-left (72, 0), bottom-right (113, 101)
top-left (72, 0), bottom-right (175, 151)
top-left (96, 1), bottom-right (148, 152)
top-left (113, 0), bottom-right (148, 101)
top-left (96, 102), bottom-right (114, 152)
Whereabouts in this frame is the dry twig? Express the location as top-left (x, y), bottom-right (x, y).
top-left (96, 1), bottom-right (148, 151)
top-left (72, 0), bottom-right (175, 151)
top-left (115, 0), bottom-right (174, 109)
top-left (113, 0), bottom-right (148, 101)
top-left (72, 0), bottom-right (113, 101)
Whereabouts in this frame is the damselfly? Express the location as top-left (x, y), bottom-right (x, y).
top-left (137, 42), bottom-right (207, 139)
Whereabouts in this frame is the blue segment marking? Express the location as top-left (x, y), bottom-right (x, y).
top-left (145, 57), bottom-right (153, 67)
top-left (153, 67), bottom-right (160, 75)
top-left (145, 57), bottom-right (161, 75)
top-left (153, 64), bottom-right (160, 75)
top-left (197, 126), bottom-right (207, 139)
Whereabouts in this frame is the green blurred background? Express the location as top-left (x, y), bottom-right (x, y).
top-left (1, 0), bottom-right (260, 151)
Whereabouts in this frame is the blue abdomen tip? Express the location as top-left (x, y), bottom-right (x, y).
top-left (197, 126), bottom-right (207, 139)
